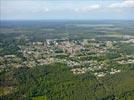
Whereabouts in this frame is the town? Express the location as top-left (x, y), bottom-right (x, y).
top-left (1, 38), bottom-right (134, 78)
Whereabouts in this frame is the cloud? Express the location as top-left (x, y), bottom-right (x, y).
top-left (74, 4), bottom-right (101, 12)
top-left (1, 0), bottom-right (134, 20)
top-left (109, 0), bottom-right (134, 8)
top-left (72, 0), bottom-right (134, 13)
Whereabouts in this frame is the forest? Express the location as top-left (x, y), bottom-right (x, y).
top-left (0, 20), bottom-right (134, 100)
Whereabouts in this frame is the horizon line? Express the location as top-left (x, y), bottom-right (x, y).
top-left (1, 19), bottom-right (134, 21)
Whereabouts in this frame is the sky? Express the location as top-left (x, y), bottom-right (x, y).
top-left (0, 0), bottom-right (134, 20)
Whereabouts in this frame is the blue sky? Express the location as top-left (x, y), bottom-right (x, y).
top-left (0, 0), bottom-right (134, 20)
